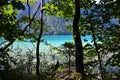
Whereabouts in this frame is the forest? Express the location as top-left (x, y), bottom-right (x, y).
top-left (0, 0), bottom-right (120, 80)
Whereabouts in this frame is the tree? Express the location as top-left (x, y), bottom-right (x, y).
top-left (43, 0), bottom-right (95, 78)
top-left (0, 0), bottom-right (25, 72)
top-left (43, 0), bottom-right (120, 79)
top-left (42, 0), bottom-right (91, 79)
top-left (81, 0), bottom-right (120, 79)
top-left (0, 0), bottom-right (24, 42)
top-left (98, 1), bottom-right (120, 77)
top-left (0, 0), bottom-right (41, 52)
top-left (36, 0), bottom-right (44, 77)
top-left (73, 0), bottom-right (85, 78)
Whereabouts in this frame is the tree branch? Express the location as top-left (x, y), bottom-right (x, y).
top-left (1, 2), bottom-right (41, 52)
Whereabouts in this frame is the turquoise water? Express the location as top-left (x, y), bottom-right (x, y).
top-left (42, 35), bottom-right (92, 46)
top-left (42, 35), bottom-right (74, 46)
top-left (0, 35), bottom-right (92, 53)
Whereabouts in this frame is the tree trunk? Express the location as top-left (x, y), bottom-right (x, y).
top-left (91, 26), bottom-right (104, 80)
top-left (36, 0), bottom-right (43, 77)
top-left (73, 0), bottom-right (85, 78)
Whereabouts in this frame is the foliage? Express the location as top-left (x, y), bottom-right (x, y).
top-left (0, 0), bottom-right (25, 41)
top-left (42, 0), bottom-right (75, 20)
top-left (0, 0), bottom-right (120, 79)
top-left (44, 0), bottom-right (120, 79)
top-left (0, 48), bottom-right (16, 71)
top-left (20, 0), bottom-right (37, 4)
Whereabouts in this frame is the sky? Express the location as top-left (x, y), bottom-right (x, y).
top-left (96, 0), bottom-right (100, 3)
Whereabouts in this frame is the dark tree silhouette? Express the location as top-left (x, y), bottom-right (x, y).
top-left (36, 0), bottom-right (44, 77)
top-left (73, 0), bottom-right (85, 79)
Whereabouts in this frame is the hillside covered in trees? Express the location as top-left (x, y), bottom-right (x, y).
top-left (18, 3), bottom-right (72, 35)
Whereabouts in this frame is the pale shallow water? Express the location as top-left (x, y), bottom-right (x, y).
top-left (0, 35), bottom-right (92, 53)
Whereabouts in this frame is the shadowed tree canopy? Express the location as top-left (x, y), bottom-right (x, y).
top-left (0, 0), bottom-right (25, 41)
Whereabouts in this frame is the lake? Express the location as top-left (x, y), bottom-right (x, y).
top-left (41, 35), bottom-right (91, 46)
top-left (0, 35), bottom-right (92, 54)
